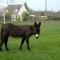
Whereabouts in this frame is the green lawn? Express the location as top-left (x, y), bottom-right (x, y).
top-left (0, 21), bottom-right (60, 60)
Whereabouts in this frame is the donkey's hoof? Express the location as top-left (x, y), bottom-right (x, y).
top-left (20, 48), bottom-right (22, 51)
top-left (6, 49), bottom-right (10, 51)
top-left (28, 48), bottom-right (31, 50)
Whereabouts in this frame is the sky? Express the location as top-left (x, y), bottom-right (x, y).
top-left (0, 0), bottom-right (60, 11)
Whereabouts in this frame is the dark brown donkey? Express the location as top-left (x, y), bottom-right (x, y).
top-left (0, 22), bottom-right (41, 51)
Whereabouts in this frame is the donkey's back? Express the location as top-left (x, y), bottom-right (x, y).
top-left (1, 23), bottom-right (32, 37)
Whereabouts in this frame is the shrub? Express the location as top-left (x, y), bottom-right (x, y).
top-left (5, 13), bottom-right (11, 21)
top-left (21, 11), bottom-right (29, 21)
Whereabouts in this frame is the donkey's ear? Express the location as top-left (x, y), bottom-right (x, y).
top-left (34, 22), bottom-right (37, 25)
top-left (39, 22), bottom-right (41, 26)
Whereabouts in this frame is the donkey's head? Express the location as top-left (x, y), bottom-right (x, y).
top-left (34, 22), bottom-right (41, 38)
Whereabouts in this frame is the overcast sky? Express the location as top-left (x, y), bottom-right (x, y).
top-left (0, 0), bottom-right (60, 11)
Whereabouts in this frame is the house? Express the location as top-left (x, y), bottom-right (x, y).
top-left (6, 4), bottom-right (29, 21)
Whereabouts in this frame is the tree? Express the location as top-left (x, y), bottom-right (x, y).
top-left (24, 2), bottom-right (29, 11)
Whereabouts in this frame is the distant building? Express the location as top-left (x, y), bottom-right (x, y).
top-left (6, 4), bottom-right (29, 21)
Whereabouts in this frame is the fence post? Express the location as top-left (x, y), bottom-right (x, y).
top-left (3, 9), bottom-right (5, 24)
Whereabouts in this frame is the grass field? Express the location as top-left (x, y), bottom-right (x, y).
top-left (0, 20), bottom-right (60, 60)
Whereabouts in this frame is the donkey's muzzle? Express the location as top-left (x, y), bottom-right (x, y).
top-left (35, 34), bottom-right (39, 38)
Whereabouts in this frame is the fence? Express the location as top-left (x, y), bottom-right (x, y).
top-left (0, 15), bottom-right (43, 24)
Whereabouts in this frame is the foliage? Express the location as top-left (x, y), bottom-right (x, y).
top-left (21, 11), bottom-right (29, 21)
top-left (16, 16), bottom-right (20, 21)
top-left (24, 2), bottom-right (29, 11)
top-left (5, 13), bottom-right (11, 21)
top-left (48, 16), bottom-right (60, 20)
top-left (29, 9), bottom-right (60, 20)
top-left (0, 16), bottom-right (3, 21)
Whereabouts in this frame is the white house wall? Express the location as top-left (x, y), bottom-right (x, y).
top-left (18, 5), bottom-right (29, 21)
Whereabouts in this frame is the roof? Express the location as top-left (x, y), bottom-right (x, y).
top-left (7, 5), bottom-right (22, 9)
top-left (7, 4), bottom-right (22, 14)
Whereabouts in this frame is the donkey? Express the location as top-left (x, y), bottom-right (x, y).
top-left (0, 22), bottom-right (41, 51)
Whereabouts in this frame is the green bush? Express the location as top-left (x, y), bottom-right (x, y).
top-left (21, 11), bottom-right (29, 21)
top-left (5, 13), bottom-right (11, 21)
top-left (48, 16), bottom-right (60, 20)
top-left (0, 16), bottom-right (3, 20)
top-left (16, 16), bottom-right (20, 21)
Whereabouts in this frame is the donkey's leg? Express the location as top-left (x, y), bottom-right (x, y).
top-left (4, 36), bottom-right (9, 51)
top-left (20, 37), bottom-right (25, 50)
top-left (0, 29), bottom-right (6, 51)
top-left (26, 38), bottom-right (31, 50)
top-left (0, 41), bottom-right (3, 51)
top-left (0, 33), bottom-right (4, 51)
